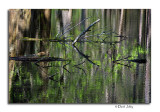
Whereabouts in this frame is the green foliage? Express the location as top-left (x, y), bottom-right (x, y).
top-left (34, 73), bottom-right (43, 85)
top-left (94, 60), bottom-right (101, 66)
top-left (9, 9), bottom-right (150, 103)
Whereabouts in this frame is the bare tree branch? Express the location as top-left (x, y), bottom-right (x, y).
top-left (56, 22), bottom-right (72, 38)
top-left (73, 61), bottom-right (85, 67)
top-left (63, 61), bottom-right (71, 74)
top-left (72, 45), bottom-right (99, 66)
top-left (72, 19), bottom-right (100, 45)
top-left (59, 16), bottom-right (92, 38)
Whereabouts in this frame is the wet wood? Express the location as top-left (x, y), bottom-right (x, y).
top-left (9, 57), bottom-right (69, 62)
top-left (114, 58), bottom-right (146, 63)
top-left (126, 59), bottom-right (147, 63)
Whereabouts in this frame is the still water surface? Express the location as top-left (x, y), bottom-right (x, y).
top-left (9, 9), bottom-right (151, 103)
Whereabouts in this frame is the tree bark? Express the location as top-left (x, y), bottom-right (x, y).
top-left (9, 57), bottom-right (69, 62)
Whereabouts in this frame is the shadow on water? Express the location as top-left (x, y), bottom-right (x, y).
top-left (9, 9), bottom-right (151, 103)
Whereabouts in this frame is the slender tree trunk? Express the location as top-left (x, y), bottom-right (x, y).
top-left (118, 9), bottom-right (124, 37)
top-left (145, 9), bottom-right (151, 103)
top-left (139, 9), bottom-right (144, 45)
top-left (146, 10), bottom-right (151, 50)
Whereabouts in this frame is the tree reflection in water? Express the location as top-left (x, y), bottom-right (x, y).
top-left (9, 9), bottom-right (151, 103)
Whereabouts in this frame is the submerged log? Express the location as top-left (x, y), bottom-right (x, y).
top-left (113, 59), bottom-right (147, 64)
top-left (9, 57), bottom-right (69, 62)
top-left (126, 59), bottom-right (147, 63)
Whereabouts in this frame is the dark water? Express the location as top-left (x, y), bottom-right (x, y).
top-left (9, 9), bottom-right (151, 103)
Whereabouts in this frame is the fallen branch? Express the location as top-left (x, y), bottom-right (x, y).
top-left (113, 56), bottom-right (146, 64)
top-left (72, 45), bottom-right (98, 66)
top-left (9, 57), bottom-right (69, 62)
top-left (72, 19), bottom-right (100, 45)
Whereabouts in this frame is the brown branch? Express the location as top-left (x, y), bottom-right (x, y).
top-left (9, 57), bottom-right (69, 62)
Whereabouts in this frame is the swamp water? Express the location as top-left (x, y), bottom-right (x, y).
top-left (9, 9), bottom-right (151, 103)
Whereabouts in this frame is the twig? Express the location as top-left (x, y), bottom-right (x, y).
top-left (72, 45), bottom-right (98, 66)
top-left (63, 61), bottom-right (71, 74)
top-left (34, 62), bottom-right (48, 76)
top-left (56, 22), bottom-right (72, 38)
top-left (86, 25), bottom-right (111, 35)
top-left (113, 56), bottom-right (131, 63)
top-left (59, 16), bottom-right (92, 38)
top-left (72, 19), bottom-right (100, 45)
top-left (63, 22), bottom-right (72, 32)
top-left (114, 62), bottom-right (131, 68)
top-left (94, 65), bottom-right (99, 75)
top-left (74, 61), bottom-right (85, 67)
top-left (74, 66), bottom-right (87, 75)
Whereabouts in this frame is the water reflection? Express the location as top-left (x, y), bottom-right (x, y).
top-left (9, 9), bottom-right (151, 103)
